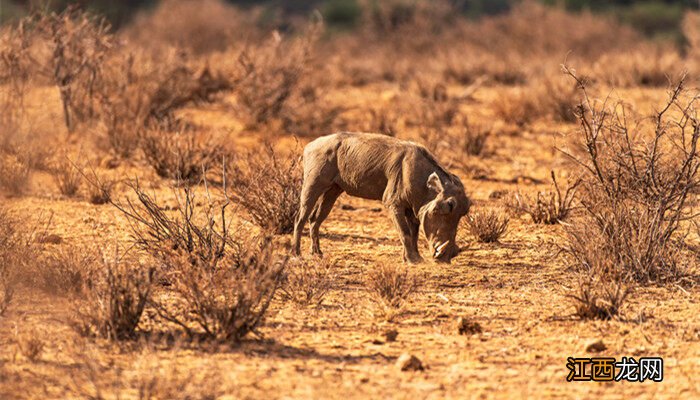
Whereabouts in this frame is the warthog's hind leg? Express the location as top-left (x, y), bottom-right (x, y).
top-left (309, 184), bottom-right (343, 256)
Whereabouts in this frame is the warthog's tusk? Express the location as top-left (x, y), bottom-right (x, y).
top-left (434, 241), bottom-right (449, 258)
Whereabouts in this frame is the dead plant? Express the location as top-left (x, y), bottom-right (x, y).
top-left (365, 263), bottom-right (420, 309)
top-left (279, 257), bottom-right (336, 307)
top-left (466, 209), bottom-right (509, 243)
top-left (0, 155), bottom-right (31, 195)
top-left (51, 156), bottom-right (82, 197)
top-left (140, 124), bottom-right (222, 183)
top-left (14, 330), bottom-right (45, 362)
top-left (152, 237), bottom-right (286, 342)
top-left (227, 144), bottom-right (302, 234)
top-left (236, 22), bottom-right (321, 129)
top-left (510, 171), bottom-right (580, 224)
top-left (38, 7), bottom-right (113, 131)
top-left (39, 245), bottom-right (97, 296)
top-left (109, 180), bottom-right (236, 270)
top-left (72, 251), bottom-right (154, 340)
top-left (561, 65), bottom-right (700, 284)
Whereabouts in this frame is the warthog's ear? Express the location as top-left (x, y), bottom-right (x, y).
top-left (427, 172), bottom-right (443, 193)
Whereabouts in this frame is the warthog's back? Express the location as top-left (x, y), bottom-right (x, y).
top-left (304, 132), bottom-right (414, 201)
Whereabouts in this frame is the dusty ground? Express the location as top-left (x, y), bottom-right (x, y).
top-left (1, 82), bottom-right (699, 399)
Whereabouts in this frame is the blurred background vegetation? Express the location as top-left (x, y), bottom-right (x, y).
top-left (1, 0), bottom-right (698, 40)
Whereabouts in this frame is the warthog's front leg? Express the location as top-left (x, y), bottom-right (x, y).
top-left (388, 206), bottom-right (423, 264)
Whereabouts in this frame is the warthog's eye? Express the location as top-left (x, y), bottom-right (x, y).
top-left (438, 198), bottom-right (456, 214)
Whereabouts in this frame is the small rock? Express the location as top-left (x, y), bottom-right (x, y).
top-left (37, 234), bottom-right (62, 244)
top-left (489, 190), bottom-right (510, 200)
top-left (396, 353), bottom-right (424, 371)
top-left (585, 339), bottom-right (607, 353)
top-left (384, 329), bottom-right (398, 342)
top-left (457, 317), bottom-right (483, 335)
top-left (340, 204), bottom-right (356, 210)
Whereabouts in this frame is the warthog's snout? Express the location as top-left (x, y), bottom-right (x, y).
top-left (430, 239), bottom-right (459, 263)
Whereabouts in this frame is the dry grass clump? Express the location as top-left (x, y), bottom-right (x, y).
top-left (509, 172), bottom-right (580, 224)
top-left (466, 209), bottom-right (509, 243)
top-left (228, 145), bottom-right (302, 234)
top-left (50, 156), bottom-right (82, 197)
top-left (564, 223), bottom-right (632, 320)
top-left (561, 66), bottom-right (699, 285)
top-left (38, 245), bottom-right (97, 296)
top-left (14, 330), bottom-right (45, 362)
top-left (279, 257), bottom-right (336, 307)
top-left (365, 263), bottom-right (420, 309)
top-left (457, 122), bottom-right (490, 157)
top-left (73, 252), bottom-right (154, 340)
top-left (571, 273), bottom-right (631, 320)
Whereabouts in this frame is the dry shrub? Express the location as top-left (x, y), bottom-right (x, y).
top-left (493, 76), bottom-right (578, 126)
top-left (0, 155), bottom-right (31, 195)
top-left (0, 209), bottom-right (37, 315)
top-left (110, 182), bottom-right (236, 269)
top-left (443, 52), bottom-right (527, 86)
top-left (96, 49), bottom-right (230, 158)
top-left (39, 245), bottom-right (96, 296)
top-left (466, 209), bottom-right (509, 243)
top-left (683, 11), bottom-right (700, 63)
top-left (153, 238), bottom-right (285, 342)
top-left (465, 2), bottom-right (638, 61)
top-left (228, 145), bottom-right (302, 234)
top-left (124, 0), bottom-right (252, 54)
top-left (0, 21), bottom-right (34, 154)
top-left (279, 257), bottom-right (336, 307)
top-left (562, 66), bottom-right (699, 284)
top-left (594, 45), bottom-right (685, 88)
top-left (236, 22), bottom-right (321, 131)
top-left (0, 26), bottom-right (35, 170)
top-left (365, 0), bottom-right (457, 39)
top-left (37, 7), bottom-right (113, 132)
top-left (457, 122), bottom-right (490, 157)
top-left (50, 156), bottom-right (82, 197)
top-left (366, 263), bottom-right (420, 309)
top-left (82, 167), bottom-right (115, 205)
top-left (73, 252), bottom-right (153, 340)
top-left (111, 179), bottom-right (286, 342)
top-left (433, 121), bottom-right (492, 167)
top-left (140, 124), bottom-right (223, 182)
top-left (509, 172), bottom-right (580, 224)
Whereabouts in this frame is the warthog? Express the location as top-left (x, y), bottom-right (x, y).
top-left (293, 132), bottom-right (471, 263)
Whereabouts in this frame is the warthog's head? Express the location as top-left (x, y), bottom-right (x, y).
top-left (419, 172), bottom-right (471, 263)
